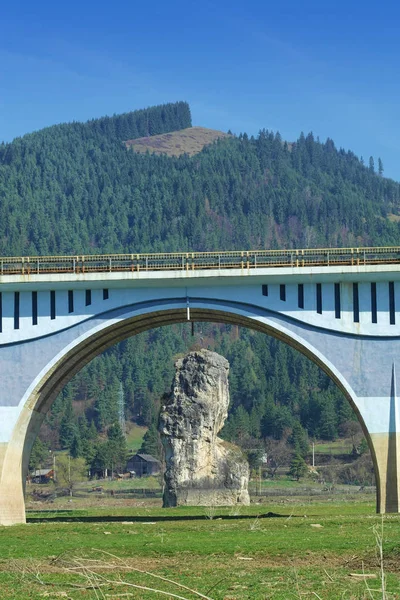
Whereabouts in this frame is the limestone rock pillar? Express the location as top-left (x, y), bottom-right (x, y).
top-left (159, 349), bottom-right (250, 507)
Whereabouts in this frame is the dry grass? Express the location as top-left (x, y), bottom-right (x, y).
top-left (125, 127), bottom-right (231, 157)
top-left (387, 213), bottom-right (400, 223)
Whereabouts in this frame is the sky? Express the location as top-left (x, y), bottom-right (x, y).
top-left (1, 0), bottom-right (400, 179)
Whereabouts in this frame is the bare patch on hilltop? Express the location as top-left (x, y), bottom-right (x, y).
top-left (125, 126), bottom-right (231, 157)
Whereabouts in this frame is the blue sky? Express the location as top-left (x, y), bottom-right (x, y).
top-left (1, 0), bottom-right (400, 179)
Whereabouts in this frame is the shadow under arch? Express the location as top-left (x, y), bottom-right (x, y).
top-left (14, 300), bottom-right (379, 514)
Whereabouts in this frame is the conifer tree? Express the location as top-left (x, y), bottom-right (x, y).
top-left (106, 423), bottom-right (128, 474)
top-left (29, 438), bottom-right (49, 471)
top-left (140, 424), bottom-right (161, 459)
top-left (59, 398), bottom-right (76, 450)
top-left (288, 452), bottom-right (308, 481)
top-left (369, 156), bottom-right (375, 172)
top-left (70, 432), bottom-right (83, 459)
top-left (289, 421), bottom-right (309, 457)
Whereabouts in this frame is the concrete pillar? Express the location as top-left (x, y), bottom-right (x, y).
top-left (370, 433), bottom-right (400, 513)
top-left (0, 441), bottom-right (26, 525)
top-left (352, 364), bottom-right (400, 514)
top-left (369, 367), bottom-right (400, 513)
top-left (0, 406), bottom-right (44, 526)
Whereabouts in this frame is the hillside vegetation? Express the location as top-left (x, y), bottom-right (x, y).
top-left (2, 101), bottom-right (399, 473)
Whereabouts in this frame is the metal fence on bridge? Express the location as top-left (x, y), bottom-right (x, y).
top-left (1, 246), bottom-right (400, 276)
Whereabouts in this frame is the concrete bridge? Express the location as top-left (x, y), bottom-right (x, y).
top-left (1, 246), bottom-right (400, 525)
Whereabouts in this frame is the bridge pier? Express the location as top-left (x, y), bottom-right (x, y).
top-left (371, 433), bottom-right (400, 513)
top-left (0, 404), bottom-right (44, 525)
top-left (0, 442), bottom-right (26, 526)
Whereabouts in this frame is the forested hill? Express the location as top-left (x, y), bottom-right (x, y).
top-left (1, 101), bottom-right (400, 258)
top-left (3, 101), bottom-right (400, 468)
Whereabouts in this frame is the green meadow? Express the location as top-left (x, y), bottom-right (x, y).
top-left (0, 497), bottom-right (399, 599)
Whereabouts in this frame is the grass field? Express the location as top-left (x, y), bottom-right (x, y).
top-left (313, 440), bottom-right (353, 455)
top-left (125, 424), bottom-right (148, 453)
top-left (82, 475), bottom-right (162, 491)
top-left (27, 475), bottom-right (369, 501)
top-left (1, 495), bottom-right (399, 599)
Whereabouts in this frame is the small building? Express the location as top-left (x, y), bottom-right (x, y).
top-left (31, 468), bottom-right (54, 484)
top-left (126, 453), bottom-right (161, 477)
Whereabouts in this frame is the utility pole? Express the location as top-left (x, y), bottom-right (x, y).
top-left (312, 442), bottom-right (315, 468)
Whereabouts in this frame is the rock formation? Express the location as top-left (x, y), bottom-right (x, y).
top-left (159, 349), bottom-right (250, 507)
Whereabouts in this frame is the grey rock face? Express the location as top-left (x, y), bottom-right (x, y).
top-left (159, 349), bottom-right (250, 507)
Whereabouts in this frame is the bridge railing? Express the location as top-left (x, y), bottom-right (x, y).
top-left (1, 246), bottom-right (400, 275)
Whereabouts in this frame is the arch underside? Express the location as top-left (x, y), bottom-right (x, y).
top-left (28, 307), bottom-right (365, 421)
top-left (15, 303), bottom-right (379, 511)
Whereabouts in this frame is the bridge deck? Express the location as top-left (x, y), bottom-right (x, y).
top-left (1, 246), bottom-right (400, 276)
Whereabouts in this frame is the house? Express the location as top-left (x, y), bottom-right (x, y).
top-left (31, 468), bottom-right (54, 484)
top-left (126, 453), bottom-right (161, 477)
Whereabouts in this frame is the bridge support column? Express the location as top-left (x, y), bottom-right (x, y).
top-left (370, 433), bottom-right (400, 513)
top-left (0, 441), bottom-right (26, 526)
top-left (0, 406), bottom-right (44, 526)
top-left (350, 363), bottom-right (400, 514)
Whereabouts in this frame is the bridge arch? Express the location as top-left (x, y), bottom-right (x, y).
top-left (0, 297), bottom-right (381, 525)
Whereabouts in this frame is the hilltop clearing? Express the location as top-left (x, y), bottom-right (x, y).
top-left (125, 125), bottom-right (230, 157)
